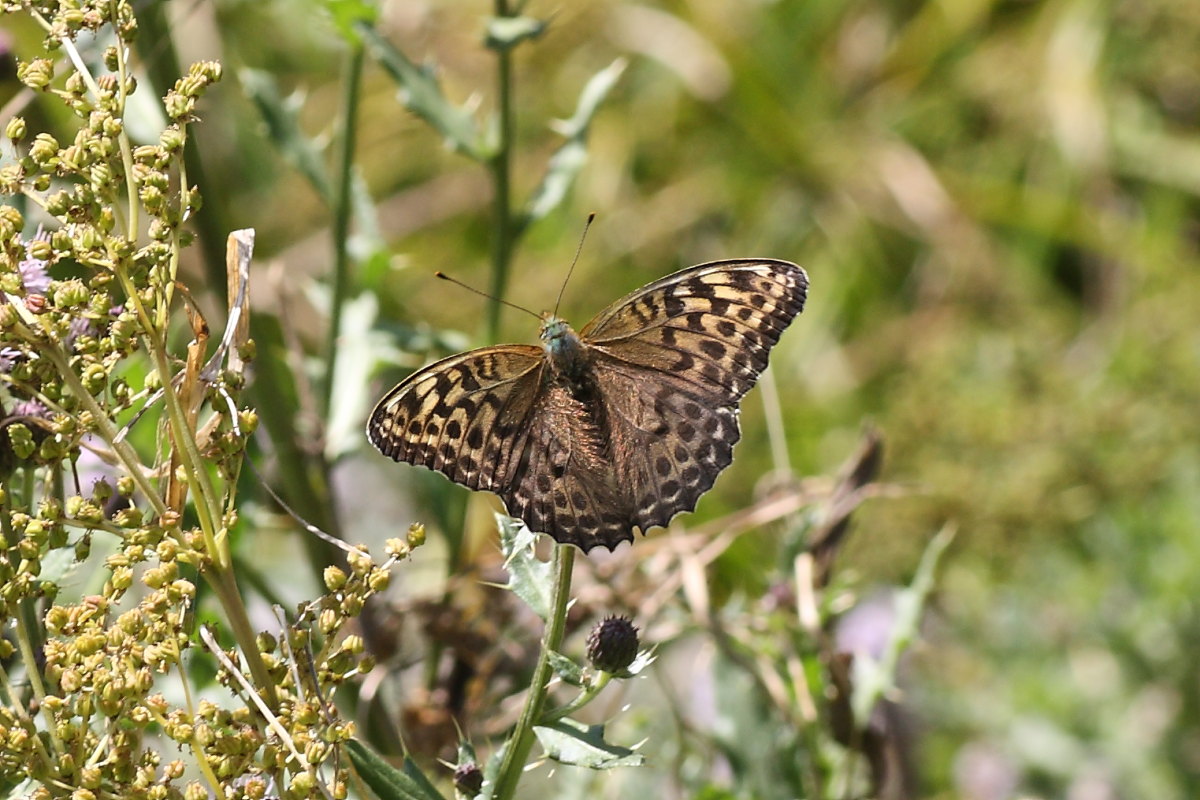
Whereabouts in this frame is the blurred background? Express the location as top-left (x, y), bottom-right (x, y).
top-left (5, 0), bottom-right (1200, 797)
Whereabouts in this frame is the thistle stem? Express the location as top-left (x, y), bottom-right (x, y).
top-left (492, 543), bottom-right (576, 799)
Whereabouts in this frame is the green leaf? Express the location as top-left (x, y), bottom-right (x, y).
top-left (325, 292), bottom-right (385, 461)
top-left (850, 525), bottom-right (956, 726)
top-left (240, 69), bottom-right (333, 202)
top-left (357, 245), bottom-right (395, 293)
top-left (557, 58), bottom-right (629, 138)
top-left (357, 23), bottom-right (488, 160)
top-left (482, 739), bottom-right (508, 794)
top-left (547, 650), bottom-right (584, 687)
top-left (345, 739), bottom-right (447, 800)
top-left (498, 512), bottom-right (539, 558)
top-left (521, 58), bottom-right (627, 229)
top-left (532, 718), bottom-right (645, 769)
top-left (497, 514), bottom-right (553, 620)
top-left (484, 15), bottom-right (547, 51)
top-left (322, 0), bottom-right (377, 37)
top-left (522, 139), bottom-right (587, 228)
top-left (456, 739), bottom-right (477, 766)
top-left (321, 0), bottom-right (378, 39)
top-left (347, 172), bottom-right (386, 262)
top-left (620, 647), bottom-right (656, 678)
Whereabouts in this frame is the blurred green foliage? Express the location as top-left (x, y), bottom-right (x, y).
top-left (5, 0), bottom-right (1200, 797)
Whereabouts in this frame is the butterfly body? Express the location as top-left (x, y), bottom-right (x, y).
top-left (368, 259), bottom-right (808, 553)
top-left (540, 315), bottom-right (589, 382)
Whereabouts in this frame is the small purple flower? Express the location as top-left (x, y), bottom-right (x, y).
top-left (0, 346), bottom-right (20, 373)
top-left (18, 257), bottom-right (50, 295)
top-left (65, 316), bottom-right (97, 349)
top-left (17, 229), bottom-right (51, 295)
top-left (9, 398), bottom-right (50, 421)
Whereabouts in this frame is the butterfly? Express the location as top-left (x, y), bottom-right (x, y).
top-left (367, 259), bottom-right (808, 552)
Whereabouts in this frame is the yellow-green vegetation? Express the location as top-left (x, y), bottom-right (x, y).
top-left (2, 1), bottom-right (1198, 799)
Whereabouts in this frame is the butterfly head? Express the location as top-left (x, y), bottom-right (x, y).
top-left (540, 313), bottom-right (588, 379)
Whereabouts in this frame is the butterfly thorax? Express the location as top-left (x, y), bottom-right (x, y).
top-left (540, 314), bottom-right (589, 381)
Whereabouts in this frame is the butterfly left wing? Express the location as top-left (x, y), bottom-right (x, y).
top-left (580, 259), bottom-right (808, 533)
top-left (369, 345), bottom-right (633, 550)
top-left (367, 345), bottom-right (546, 493)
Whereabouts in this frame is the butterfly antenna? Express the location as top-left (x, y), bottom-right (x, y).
top-left (554, 212), bottom-right (596, 317)
top-left (435, 271), bottom-right (541, 321)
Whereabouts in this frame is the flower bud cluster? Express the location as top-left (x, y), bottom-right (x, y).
top-left (1, 5), bottom-right (224, 481)
top-left (179, 533), bottom-right (423, 798)
top-left (0, 3), bottom-right (275, 798)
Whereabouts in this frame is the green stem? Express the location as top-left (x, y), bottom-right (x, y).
top-left (486, 0), bottom-right (515, 344)
top-left (33, 337), bottom-right (167, 519)
top-left (207, 564), bottom-right (279, 709)
top-left (492, 543), bottom-right (576, 799)
top-left (147, 338), bottom-right (220, 530)
top-left (106, 33), bottom-right (139, 247)
top-left (0, 659), bottom-right (55, 768)
top-left (12, 597), bottom-right (64, 758)
top-left (0, 491), bottom-right (57, 770)
top-left (541, 671), bottom-right (612, 723)
top-left (323, 42), bottom-right (364, 419)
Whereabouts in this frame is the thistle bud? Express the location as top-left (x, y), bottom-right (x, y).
top-left (585, 615), bottom-right (640, 674)
top-left (453, 762), bottom-right (484, 797)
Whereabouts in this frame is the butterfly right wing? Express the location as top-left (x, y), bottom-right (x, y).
top-left (367, 345), bottom-right (546, 493)
top-left (580, 259), bottom-right (808, 403)
top-left (579, 260), bottom-right (808, 535)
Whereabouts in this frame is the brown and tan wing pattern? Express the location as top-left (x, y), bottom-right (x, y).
top-left (581, 259), bottom-right (808, 536)
top-left (499, 382), bottom-right (632, 552)
top-left (369, 259), bottom-right (807, 553)
top-left (587, 357), bottom-right (741, 534)
top-left (367, 345), bottom-right (546, 492)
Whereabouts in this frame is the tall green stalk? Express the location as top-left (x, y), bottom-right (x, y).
top-left (325, 42), bottom-right (365, 419)
top-left (486, 0), bottom-right (516, 344)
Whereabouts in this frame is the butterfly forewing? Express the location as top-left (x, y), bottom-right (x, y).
top-left (367, 346), bottom-right (545, 492)
top-left (368, 258), bottom-right (808, 553)
top-left (581, 259), bottom-right (806, 349)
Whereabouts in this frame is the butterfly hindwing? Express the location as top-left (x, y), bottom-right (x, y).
top-left (588, 357), bottom-right (741, 533)
top-left (501, 382), bottom-right (632, 551)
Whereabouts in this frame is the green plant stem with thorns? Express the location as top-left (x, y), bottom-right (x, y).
top-left (493, 543), bottom-right (576, 799)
